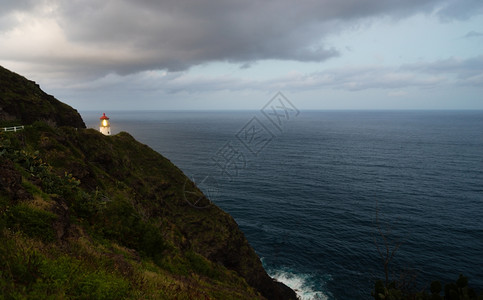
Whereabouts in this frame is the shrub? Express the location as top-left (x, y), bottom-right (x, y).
top-left (186, 251), bottom-right (222, 280)
top-left (430, 281), bottom-right (442, 295)
top-left (94, 198), bottom-right (166, 261)
top-left (0, 236), bottom-right (44, 295)
top-left (6, 204), bottom-right (57, 242)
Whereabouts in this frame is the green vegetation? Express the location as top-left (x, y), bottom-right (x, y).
top-left (0, 122), bottom-right (275, 299)
top-left (6, 203), bottom-right (57, 242)
top-left (0, 66), bottom-right (85, 128)
top-left (0, 236), bottom-right (130, 299)
top-left (373, 274), bottom-right (483, 300)
top-left (0, 64), bottom-right (298, 298)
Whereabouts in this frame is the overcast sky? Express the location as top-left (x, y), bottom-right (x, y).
top-left (1, 0), bottom-right (482, 110)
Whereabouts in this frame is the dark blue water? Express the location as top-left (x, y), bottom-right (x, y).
top-left (82, 110), bottom-right (483, 299)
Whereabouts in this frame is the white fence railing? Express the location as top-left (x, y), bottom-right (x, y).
top-left (2, 126), bottom-right (24, 132)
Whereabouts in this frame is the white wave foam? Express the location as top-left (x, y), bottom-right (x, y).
top-left (270, 270), bottom-right (331, 300)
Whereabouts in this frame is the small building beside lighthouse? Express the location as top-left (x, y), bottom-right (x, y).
top-left (99, 113), bottom-right (111, 135)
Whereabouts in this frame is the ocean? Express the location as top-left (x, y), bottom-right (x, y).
top-left (81, 110), bottom-right (483, 300)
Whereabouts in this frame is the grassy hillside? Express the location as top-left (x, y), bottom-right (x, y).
top-left (0, 66), bottom-right (85, 128)
top-left (0, 66), bottom-right (296, 299)
top-left (0, 121), bottom-right (297, 299)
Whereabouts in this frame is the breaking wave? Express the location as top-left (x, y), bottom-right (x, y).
top-left (269, 269), bottom-right (332, 300)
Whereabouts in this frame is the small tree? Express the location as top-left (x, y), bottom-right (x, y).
top-left (373, 203), bottom-right (402, 288)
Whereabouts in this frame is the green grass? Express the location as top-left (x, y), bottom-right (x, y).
top-left (6, 203), bottom-right (57, 242)
top-left (0, 234), bottom-right (131, 299)
top-left (0, 122), bottom-right (267, 299)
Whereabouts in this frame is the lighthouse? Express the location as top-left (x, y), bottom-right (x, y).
top-left (99, 113), bottom-right (111, 135)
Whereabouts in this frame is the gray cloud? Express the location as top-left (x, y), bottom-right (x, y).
top-left (0, 0), bottom-right (44, 31)
top-left (0, 0), bottom-right (39, 17)
top-left (464, 31), bottom-right (483, 38)
top-left (279, 56), bottom-right (483, 91)
top-left (436, 0), bottom-right (483, 21)
top-left (1, 0), bottom-right (482, 78)
top-left (270, 67), bottom-right (446, 92)
top-left (62, 55), bottom-right (481, 97)
top-left (402, 56), bottom-right (483, 86)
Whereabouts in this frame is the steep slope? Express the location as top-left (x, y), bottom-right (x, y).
top-left (0, 66), bottom-right (296, 299)
top-left (0, 66), bottom-right (85, 128)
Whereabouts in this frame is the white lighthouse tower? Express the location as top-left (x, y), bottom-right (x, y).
top-left (99, 113), bottom-right (111, 135)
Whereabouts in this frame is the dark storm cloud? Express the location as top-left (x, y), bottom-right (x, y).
top-left (2, 0), bottom-right (483, 77)
top-left (53, 0), bottom-right (344, 73)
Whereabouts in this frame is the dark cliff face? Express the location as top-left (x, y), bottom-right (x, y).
top-left (0, 66), bottom-right (85, 128)
top-left (0, 67), bottom-right (297, 300)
